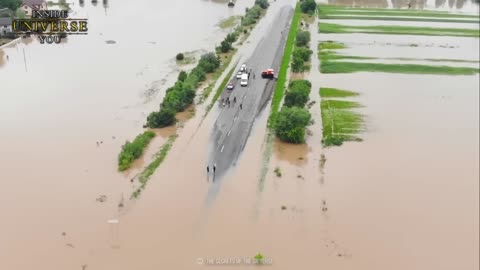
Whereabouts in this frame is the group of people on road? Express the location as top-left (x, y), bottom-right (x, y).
top-left (220, 96), bottom-right (242, 110)
top-left (206, 164), bottom-right (216, 182)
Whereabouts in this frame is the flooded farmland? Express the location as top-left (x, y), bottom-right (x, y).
top-left (1, 0), bottom-right (479, 270)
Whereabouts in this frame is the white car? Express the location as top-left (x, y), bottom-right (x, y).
top-left (240, 64), bottom-right (247, 72)
top-left (236, 71), bottom-right (243, 79)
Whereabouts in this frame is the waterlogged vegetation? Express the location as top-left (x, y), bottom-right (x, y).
top-left (131, 135), bottom-right (177, 199)
top-left (317, 4), bottom-right (480, 20)
top-left (321, 61), bottom-right (480, 75)
top-left (320, 88), bottom-right (364, 147)
top-left (318, 41), bottom-right (480, 75)
top-left (320, 87), bottom-right (359, 98)
top-left (218, 16), bottom-right (238, 29)
top-left (318, 22), bottom-right (480, 38)
top-left (118, 131), bottom-right (155, 171)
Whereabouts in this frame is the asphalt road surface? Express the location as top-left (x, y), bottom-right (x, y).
top-left (208, 5), bottom-right (294, 180)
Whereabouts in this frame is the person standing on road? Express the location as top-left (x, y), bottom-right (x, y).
top-left (233, 97), bottom-right (236, 103)
top-left (240, 103), bottom-right (243, 110)
top-left (213, 164), bottom-right (216, 174)
top-left (207, 165), bottom-right (210, 174)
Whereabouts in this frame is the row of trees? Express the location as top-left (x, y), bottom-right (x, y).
top-left (274, 80), bottom-right (313, 143)
top-left (291, 30), bottom-right (312, 72)
top-left (146, 53), bottom-right (221, 128)
top-left (217, 0), bottom-right (269, 53)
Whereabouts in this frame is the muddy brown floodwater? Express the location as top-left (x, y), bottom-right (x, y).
top-left (0, 0), bottom-right (478, 269)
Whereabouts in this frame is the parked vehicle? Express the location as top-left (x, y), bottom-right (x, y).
top-left (240, 64), bottom-right (247, 72)
top-left (227, 80), bottom-right (235, 90)
top-left (240, 73), bottom-right (248, 87)
top-left (261, 69), bottom-right (275, 79)
top-left (236, 71), bottom-right (243, 79)
top-left (228, 0), bottom-right (235, 7)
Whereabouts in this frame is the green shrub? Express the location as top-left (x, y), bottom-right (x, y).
top-left (296, 31), bottom-right (310, 47)
top-left (284, 80), bottom-right (311, 108)
top-left (176, 53), bottom-right (184, 61)
top-left (289, 79), bottom-right (312, 90)
top-left (118, 131), bottom-right (156, 171)
top-left (274, 107), bottom-right (312, 143)
top-left (300, 0), bottom-right (317, 14)
top-left (146, 108), bottom-right (176, 128)
top-left (177, 71), bottom-right (187, 82)
top-left (255, 0), bottom-right (269, 9)
top-left (293, 47), bottom-right (313, 62)
top-left (220, 40), bottom-right (233, 53)
top-left (291, 55), bottom-right (305, 72)
top-left (198, 52), bottom-right (220, 73)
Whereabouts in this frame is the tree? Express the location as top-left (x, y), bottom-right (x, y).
top-left (220, 40), bottom-right (232, 53)
top-left (296, 31), bottom-right (311, 47)
top-left (15, 7), bottom-right (26, 19)
top-left (274, 107), bottom-right (312, 143)
top-left (146, 108), bottom-right (176, 128)
top-left (255, 0), bottom-right (269, 9)
top-left (284, 88), bottom-right (310, 108)
top-left (291, 56), bottom-right (305, 72)
top-left (176, 53), bottom-right (184, 61)
top-left (198, 52), bottom-right (220, 73)
top-left (300, 0), bottom-right (317, 14)
top-left (0, 0), bottom-right (22, 11)
top-left (293, 47), bottom-right (313, 62)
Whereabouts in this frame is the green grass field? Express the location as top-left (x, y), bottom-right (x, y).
top-left (319, 22), bottom-right (480, 37)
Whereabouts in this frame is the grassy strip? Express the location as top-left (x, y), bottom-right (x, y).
top-left (321, 61), bottom-right (480, 75)
top-left (118, 131), bottom-right (156, 171)
top-left (320, 88), bottom-right (364, 147)
top-left (317, 4), bottom-right (479, 19)
top-left (206, 63), bottom-right (238, 113)
top-left (201, 51), bottom-right (236, 102)
top-left (319, 22), bottom-right (480, 37)
top-left (319, 14), bottom-right (480, 24)
top-left (322, 99), bottom-right (362, 109)
top-left (218, 16), bottom-right (238, 29)
top-left (131, 135), bottom-right (177, 199)
top-left (320, 87), bottom-right (359, 98)
top-left (268, 3), bottom-right (301, 128)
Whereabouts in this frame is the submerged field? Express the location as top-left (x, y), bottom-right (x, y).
top-left (320, 88), bottom-right (364, 146)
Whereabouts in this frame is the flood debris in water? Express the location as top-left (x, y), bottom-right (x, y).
top-left (96, 195), bottom-right (107, 203)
